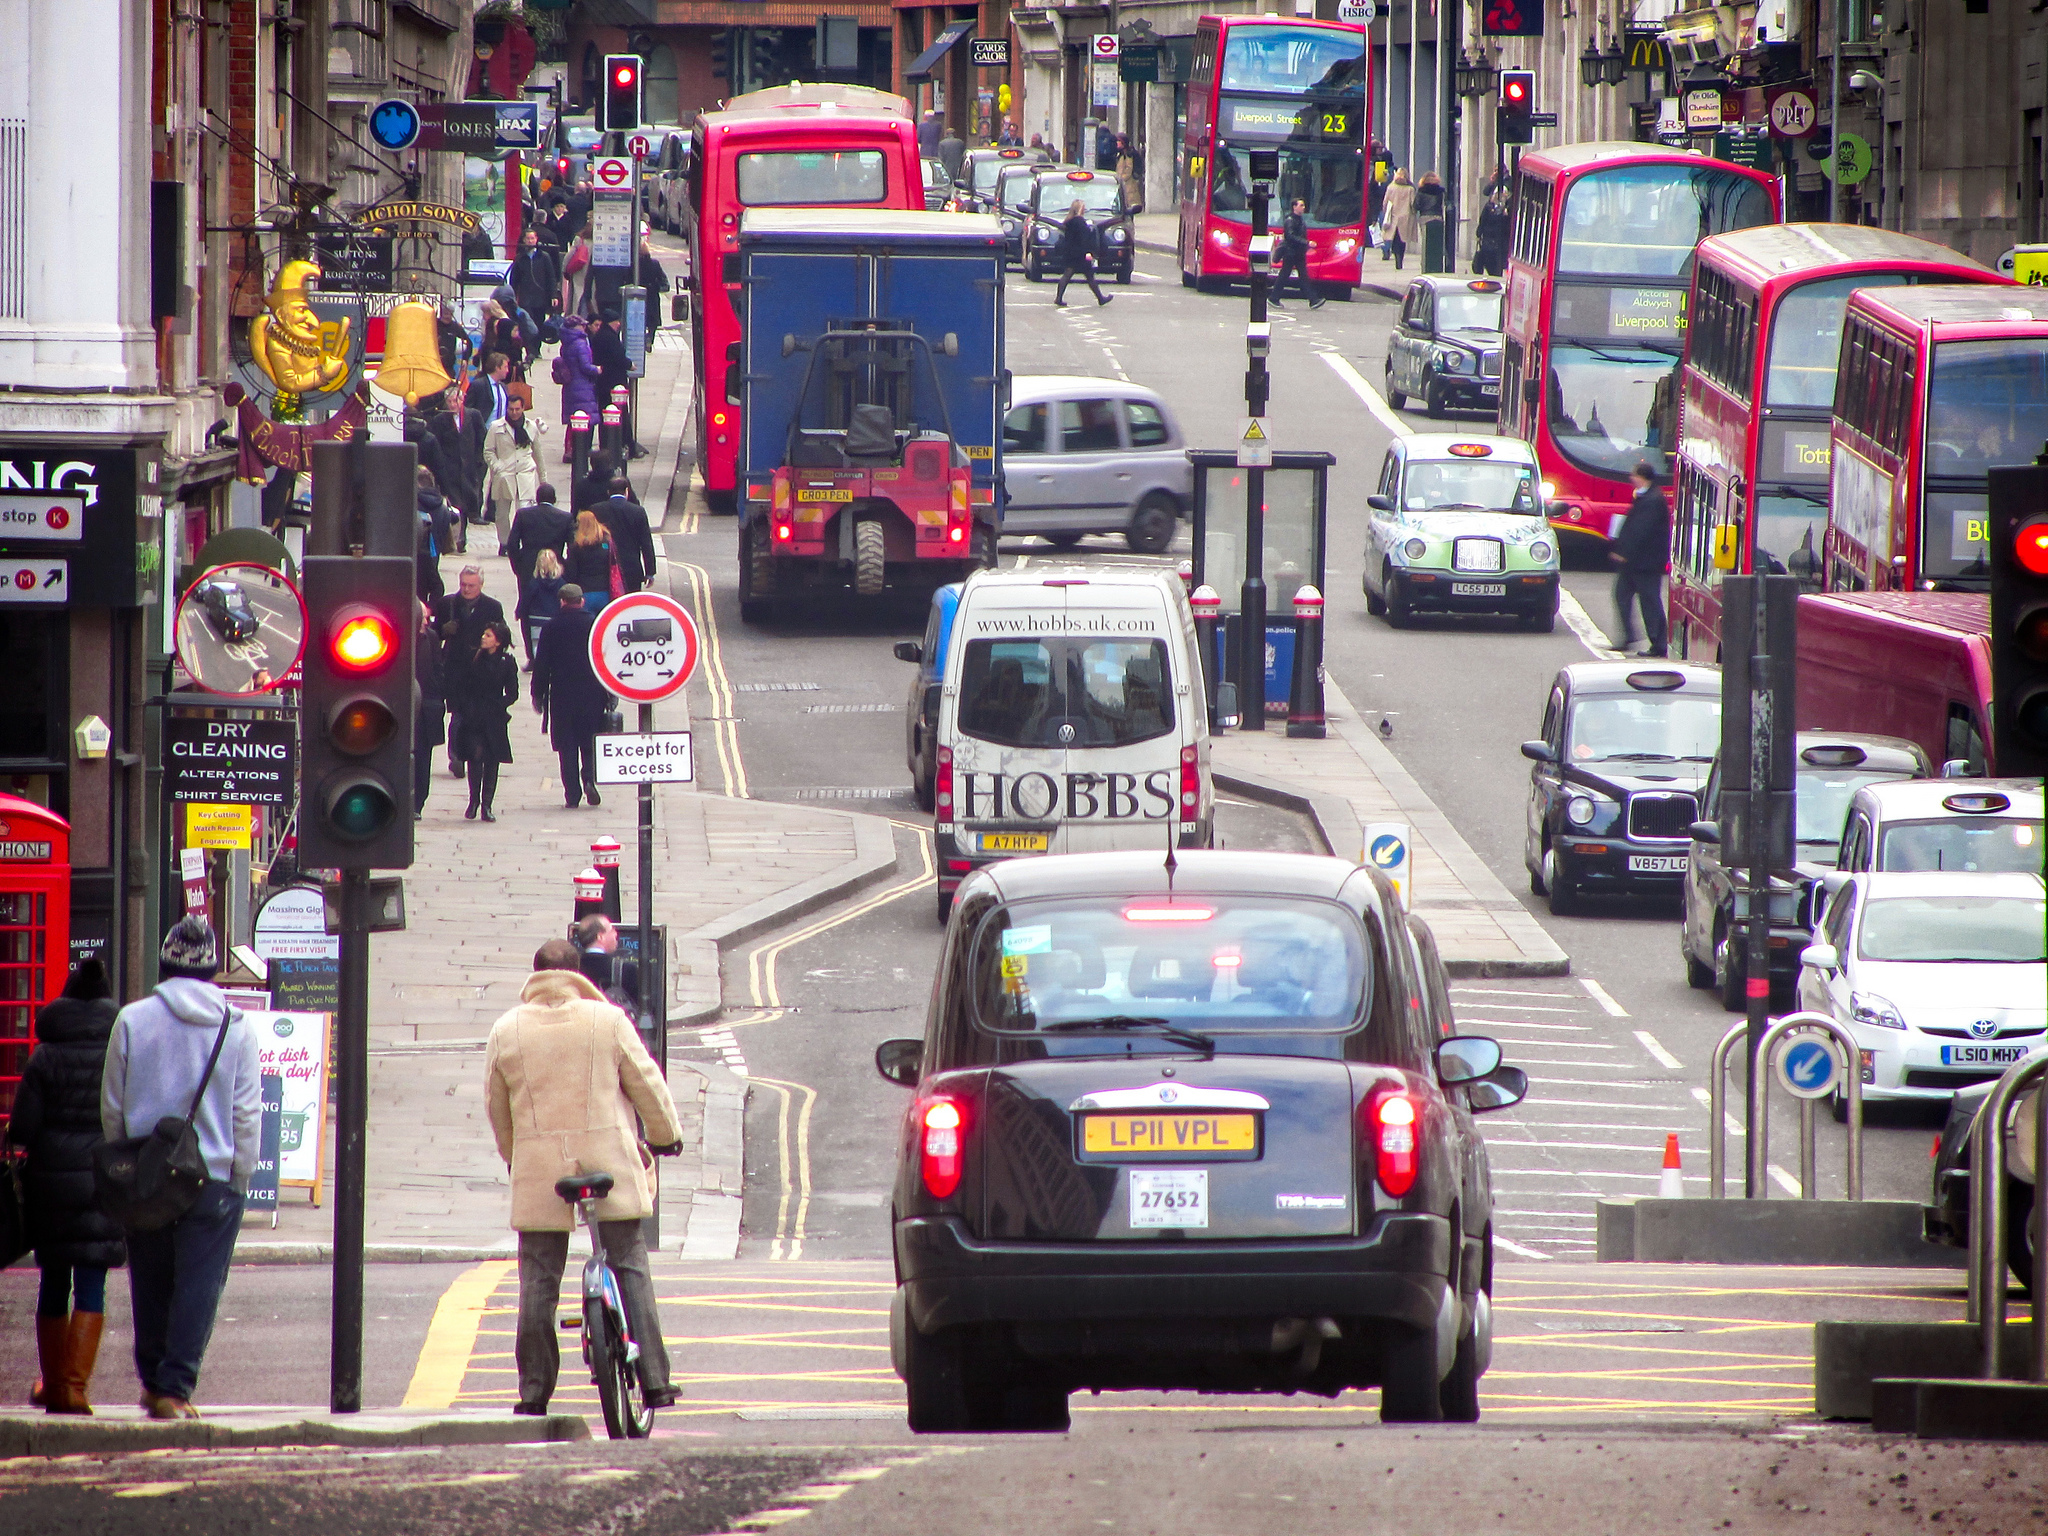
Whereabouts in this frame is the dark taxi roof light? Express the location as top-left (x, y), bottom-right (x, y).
top-left (1447, 442), bottom-right (1493, 457)
top-left (1625, 669), bottom-right (1688, 691)
top-left (1043, 578), bottom-right (1089, 587)
top-left (1122, 902), bottom-right (1216, 923)
top-left (1066, 170), bottom-right (1095, 181)
top-left (1800, 744), bottom-right (1868, 767)
top-left (1942, 792), bottom-right (2013, 814)
top-left (1467, 279), bottom-right (1502, 292)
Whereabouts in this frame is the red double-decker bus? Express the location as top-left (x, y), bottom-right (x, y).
top-left (1497, 144), bottom-right (1778, 558)
top-left (688, 85), bottom-right (922, 511)
top-left (1177, 16), bottom-right (1368, 297)
top-left (1825, 284), bottom-right (2048, 594)
top-left (1668, 224), bottom-right (2002, 659)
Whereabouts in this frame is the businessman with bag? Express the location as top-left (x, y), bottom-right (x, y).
top-left (97, 915), bottom-right (260, 1419)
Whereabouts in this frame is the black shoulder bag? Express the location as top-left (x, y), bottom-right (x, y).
top-left (93, 1008), bottom-right (233, 1232)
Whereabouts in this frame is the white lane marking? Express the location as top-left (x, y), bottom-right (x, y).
top-left (1451, 988), bottom-right (1582, 998)
top-left (1452, 1001), bottom-right (1590, 1013)
top-left (1501, 1120), bottom-right (1725, 1135)
top-left (1558, 588), bottom-right (1625, 661)
top-left (1511, 1058), bottom-right (1649, 1070)
top-left (1493, 1038), bottom-right (1614, 1050)
top-left (1633, 1030), bottom-right (1683, 1070)
top-left (1494, 1235), bottom-right (1552, 1260)
top-left (1486, 1139), bottom-right (1701, 1154)
top-left (1580, 978), bottom-right (1629, 1017)
top-left (1518, 1096), bottom-right (1706, 1112)
top-left (1321, 352), bottom-right (1413, 439)
top-left (1769, 1164), bottom-right (1803, 1196)
top-left (1691, 1085), bottom-right (1747, 1138)
top-left (1490, 1169), bottom-right (1704, 1182)
top-left (1526, 1076), bottom-right (1669, 1089)
top-left (1495, 1209), bottom-right (1596, 1218)
top-left (1453, 1019), bottom-right (1592, 1032)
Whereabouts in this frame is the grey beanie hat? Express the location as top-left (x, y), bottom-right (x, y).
top-left (159, 913), bottom-right (218, 973)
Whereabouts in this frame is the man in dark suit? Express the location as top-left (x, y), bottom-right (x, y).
top-left (593, 476), bottom-right (657, 594)
top-left (532, 584), bottom-right (609, 808)
top-left (465, 351), bottom-right (512, 426)
top-left (433, 566), bottom-right (509, 775)
top-left (510, 227), bottom-right (561, 321)
top-left (505, 484), bottom-right (573, 663)
top-left (1609, 460), bottom-right (1672, 657)
top-left (587, 307), bottom-right (641, 458)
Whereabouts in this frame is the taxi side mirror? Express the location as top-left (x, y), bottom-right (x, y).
top-left (1466, 1065), bottom-right (1529, 1114)
top-left (875, 1038), bottom-right (924, 1088)
top-left (1520, 740), bottom-right (1555, 763)
top-left (1367, 495), bottom-right (1394, 512)
top-left (1436, 1035), bottom-right (1503, 1085)
top-left (893, 640), bottom-right (924, 664)
top-left (1688, 820), bottom-right (1720, 844)
top-left (1800, 942), bottom-right (1839, 972)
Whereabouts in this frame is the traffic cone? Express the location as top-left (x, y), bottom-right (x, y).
top-left (1659, 1133), bottom-right (1684, 1199)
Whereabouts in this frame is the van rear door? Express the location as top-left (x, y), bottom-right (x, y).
top-left (1047, 582), bottom-right (1181, 855)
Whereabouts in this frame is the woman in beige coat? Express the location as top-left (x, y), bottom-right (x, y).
top-left (485, 946), bottom-right (682, 1414)
top-left (484, 395), bottom-right (545, 549)
top-left (1380, 169), bottom-right (1418, 271)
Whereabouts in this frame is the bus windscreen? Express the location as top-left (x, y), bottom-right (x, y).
top-left (736, 150), bottom-right (889, 206)
top-left (1219, 26), bottom-right (1366, 95)
top-left (1545, 342), bottom-right (1679, 479)
top-left (1557, 165), bottom-right (1776, 280)
top-left (1210, 146), bottom-right (1362, 226)
top-left (1766, 273), bottom-right (1914, 407)
top-left (1926, 338), bottom-right (2048, 478)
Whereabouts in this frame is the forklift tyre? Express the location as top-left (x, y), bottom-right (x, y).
top-left (854, 520), bottom-right (887, 596)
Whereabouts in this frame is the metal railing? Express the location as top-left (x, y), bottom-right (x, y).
top-left (1708, 1011), bottom-right (1865, 1200)
top-left (1973, 1053), bottom-right (2048, 1381)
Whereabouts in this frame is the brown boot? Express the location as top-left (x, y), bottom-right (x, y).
top-left (34, 1314), bottom-right (75, 1415)
top-left (55, 1312), bottom-right (102, 1415)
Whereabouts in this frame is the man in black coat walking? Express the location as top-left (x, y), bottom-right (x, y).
top-left (1052, 200), bottom-right (1111, 308)
top-left (1270, 198), bottom-right (1322, 309)
top-left (510, 227), bottom-right (562, 322)
top-left (6, 959), bottom-right (125, 1415)
top-left (532, 583), bottom-right (610, 808)
top-left (593, 475), bottom-right (658, 594)
top-left (588, 307), bottom-right (641, 457)
top-left (434, 567), bottom-right (509, 775)
top-left (1609, 460), bottom-right (1672, 656)
top-left (505, 483), bottom-right (573, 660)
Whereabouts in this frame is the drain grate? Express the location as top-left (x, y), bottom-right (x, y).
top-left (792, 787), bottom-right (914, 801)
top-left (735, 681), bottom-right (821, 692)
top-left (801, 703), bottom-right (897, 714)
top-left (1531, 1320), bottom-right (1684, 1334)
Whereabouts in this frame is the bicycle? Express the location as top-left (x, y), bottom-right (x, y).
top-left (553, 1170), bottom-right (654, 1439)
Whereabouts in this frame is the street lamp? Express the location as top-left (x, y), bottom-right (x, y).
top-left (1454, 47), bottom-right (1498, 100)
top-left (1579, 37), bottom-right (1606, 89)
top-left (1601, 36), bottom-right (1628, 86)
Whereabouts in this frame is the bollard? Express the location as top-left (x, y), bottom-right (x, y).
top-left (1177, 558), bottom-right (1193, 593)
top-left (611, 384), bottom-right (633, 457)
top-left (601, 403), bottom-right (623, 458)
top-left (1190, 584), bottom-right (1222, 730)
top-left (568, 410), bottom-right (592, 491)
top-left (590, 835), bottom-right (623, 921)
top-left (1751, 1011), bottom-right (1864, 1201)
top-left (1287, 584), bottom-right (1326, 738)
top-left (1708, 1021), bottom-right (1745, 1198)
top-left (572, 866), bottom-right (606, 924)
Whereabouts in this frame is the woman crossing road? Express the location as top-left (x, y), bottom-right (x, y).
top-left (1052, 200), bottom-right (1112, 309)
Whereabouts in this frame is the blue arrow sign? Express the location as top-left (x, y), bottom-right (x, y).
top-left (1779, 1037), bottom-right (1840, 1098)
top-left (1368, 833), bottom-right (1406, 869)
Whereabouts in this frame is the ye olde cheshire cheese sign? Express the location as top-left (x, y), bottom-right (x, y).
top-left (164, 717), bottom-right (297, 805)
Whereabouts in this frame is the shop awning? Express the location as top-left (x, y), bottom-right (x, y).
top-left (904, 21), bottom-right (977, 82)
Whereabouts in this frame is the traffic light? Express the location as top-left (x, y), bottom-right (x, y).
top-left (299, 558), bottom-right (416, 871)
top-left (553, 153), bottom-right (572, 185)
top-left (602, 53), bottom-right (642, 132)
top-left (1987, 462), bottom-right (2048, 776)
top-left (1499, 70), bottom-right (1535, 145)
top-left (748, 31), bottom-right (779, 85)
top-left (710, 30), bottom-right (731, 83)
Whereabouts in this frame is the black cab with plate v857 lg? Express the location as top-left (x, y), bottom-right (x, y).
top-left (872, 848), bottom-right (1526, 1431)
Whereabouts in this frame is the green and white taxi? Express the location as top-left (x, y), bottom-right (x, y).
top-left (1363, 435), bottom-right (1561, 631)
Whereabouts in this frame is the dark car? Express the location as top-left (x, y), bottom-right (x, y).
top-left (1522, 663), bottom-right (1721, 915)
top-left (873, 849), bottom-right (1526, 1432)
top-left (1384, 276), bottom-right (1505, 419)
top-left (956, 145), bottom-right (1050, 212)
top-left (895, 582), bottom-right (962, 811)
top-left (1681, 732), bottom-right (1929, 1009)
top-left (197, 578), bottom-right (259, 642)
top-left (993, 162), bottom-right (1048, 265)
top-left (1925, 1078), bottom-right (2038, 1291)
top-left (1022, 169), bottom-right (1134, 285)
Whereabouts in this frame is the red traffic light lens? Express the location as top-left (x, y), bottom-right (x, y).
top-left (614, 64), bottom-right (637, 85)
top-left (2015, 519), bottom-right (2048, 577)
top-left (329, 607), bottom-right (397, 675)
top-left (1506, 82), bottom-right (1527, 101)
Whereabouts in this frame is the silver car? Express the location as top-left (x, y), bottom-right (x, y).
top-left (999, 377), bottom-right (1191, 553)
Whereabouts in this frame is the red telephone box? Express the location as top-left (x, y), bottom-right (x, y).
top-left (0, 794), bottom-right (70, 1120)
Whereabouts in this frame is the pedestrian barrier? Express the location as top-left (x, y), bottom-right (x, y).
top-left (1707, 1012), bottom-right (1864, 1199)
top-left (1973, 1053), bottom-right (2048, 1380)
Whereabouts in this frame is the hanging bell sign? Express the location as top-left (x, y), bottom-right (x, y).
top-left (371, 298), bottom-right (454, 406)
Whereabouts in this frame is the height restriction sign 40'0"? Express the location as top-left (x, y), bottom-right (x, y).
top-left (590, 591), bottom-right (701, 703)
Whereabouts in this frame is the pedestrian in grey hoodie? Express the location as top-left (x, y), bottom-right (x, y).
top-left (99, 915), bottom-right (261, 1419)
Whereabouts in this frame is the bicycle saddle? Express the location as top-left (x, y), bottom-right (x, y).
top-left (554, 1171), bottom-right (615, 1203)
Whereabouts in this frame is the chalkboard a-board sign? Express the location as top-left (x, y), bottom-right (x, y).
top-left (271, 955), bottom-right (340, 1013)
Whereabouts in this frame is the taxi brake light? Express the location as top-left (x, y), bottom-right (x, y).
top-left (1367, 1085), bottom-right (1420, 1197)
top-left (1122, 904), bottom-right (1215, 923)
top-left (919, 1095), bottom-right (967, 1198)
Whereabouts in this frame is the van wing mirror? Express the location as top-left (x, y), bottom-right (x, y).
top-left (1214, 681), bottom-right (1241, 730)
top-left (874, 1038), bottom-right (924, 1088)
top-left (1367, 495), bottom-right (1394, 512)
top-left (670, 292), bottom-right (691, 323)
top-left (893, 640), bottom-right (924, 664)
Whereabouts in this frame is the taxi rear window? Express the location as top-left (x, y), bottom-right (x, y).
top-left (969, 896), bottom-right (1369, 1039)
top-left (1877, 817), bottom-right (2044, 873)
top-left (958, 636), bottom-right (1173, 749)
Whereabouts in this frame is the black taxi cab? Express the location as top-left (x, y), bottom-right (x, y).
top-left (873, 849), bottom-right (1526, 1431)
top-left (1023, 169), bottom-right (1135, 285)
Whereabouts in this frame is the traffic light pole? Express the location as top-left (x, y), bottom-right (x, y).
top-left (1742, 576), bottom-right (1771, 1198)
top-left (1239, 168), bottom-right (1274, 731)
top-left (330, 867), bottom-right (371, 1412)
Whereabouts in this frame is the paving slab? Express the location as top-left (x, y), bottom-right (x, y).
top-left (0, 1407), bottom-right (587, 1459)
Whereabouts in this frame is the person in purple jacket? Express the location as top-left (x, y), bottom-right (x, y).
top-left (553, 314), bottom-right (603, 464)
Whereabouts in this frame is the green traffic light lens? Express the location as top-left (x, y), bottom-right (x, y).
top-left (2017, 606), bottom-right (2048, 666)
top-left (326, 778), bottom-right (396, 840)
top-left (2016, 687), bottom-right (2048, 750)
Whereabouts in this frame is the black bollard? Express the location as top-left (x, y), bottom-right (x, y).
top-left (590, 834), bottom-right (623, 921)
top-left (1191, 584), bottom-right (1222, 730)
top-left (601, 404), bottom-right (623, 460)
top-left (1288, 584), bottom-right (1326, 739)
top-left (569, 410), bottom-right (592, 492)
top-left (572, 866), bottom-right (606, 926)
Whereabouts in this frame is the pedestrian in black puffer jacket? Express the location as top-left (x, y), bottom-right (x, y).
top-left (5, 959), bottom-right (125, 1415)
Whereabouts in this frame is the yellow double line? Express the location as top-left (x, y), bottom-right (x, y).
top-left (677, 558), bottom-right (748, 798)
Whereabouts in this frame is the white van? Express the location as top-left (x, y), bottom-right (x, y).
top-left (933, 566), bottom-right (1213, 920)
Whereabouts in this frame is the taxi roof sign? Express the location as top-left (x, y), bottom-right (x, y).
top-left (1447, 442), bottom-right (1493, 457)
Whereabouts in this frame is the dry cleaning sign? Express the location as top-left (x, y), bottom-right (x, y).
top-left (164, 716), bottom-right (297, 804)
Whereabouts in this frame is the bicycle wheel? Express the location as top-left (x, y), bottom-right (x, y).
top-left (585, 1298), bottom-right (628, 1439)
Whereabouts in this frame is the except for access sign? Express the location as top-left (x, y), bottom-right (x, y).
top-left (594, 731), bottom-right (695, 784)
top-left (590, 592), bottom-right (701, 703)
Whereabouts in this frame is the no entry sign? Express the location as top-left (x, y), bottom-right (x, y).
top-left (590, 592), bottom-right (700, 704)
